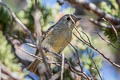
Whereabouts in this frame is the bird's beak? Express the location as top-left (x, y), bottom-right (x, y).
top-left (75, 17), bottom-right (81, 23)
top-left (69, 14), bottom-right (81, 24)
top-left (75, 17), bottom-right (81, 27)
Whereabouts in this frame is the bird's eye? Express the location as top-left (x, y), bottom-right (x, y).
top-left (66, 17), bottom-right (71, 21)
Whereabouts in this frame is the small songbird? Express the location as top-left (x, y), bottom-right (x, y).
top-left (27, 14), bottom-right (81, 73)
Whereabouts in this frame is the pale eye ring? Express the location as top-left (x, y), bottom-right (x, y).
top-left (66, 17), bottom-right (71, 21)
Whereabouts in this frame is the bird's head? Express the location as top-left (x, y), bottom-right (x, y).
top-left (56, 14), bottom-right (81, 30)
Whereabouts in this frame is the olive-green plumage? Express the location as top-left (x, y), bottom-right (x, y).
top-left (27, 14), bottom-right (81, 73)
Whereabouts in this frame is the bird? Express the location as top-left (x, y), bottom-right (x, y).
top-left (27, 14), bottom-right (81, 73)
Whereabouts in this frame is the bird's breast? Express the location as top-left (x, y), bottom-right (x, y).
top-left (42, 28), bottom-right (72, 53)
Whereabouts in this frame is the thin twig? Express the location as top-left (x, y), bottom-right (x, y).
top-left (65, 37), bottom-right (83, 72)
top-left (73, 27), bottom-right (120, 69)
top-left (69, 43), bottom-right (83, 72)
top-left (69, 64), bottom-right (92, 80)
top-left (43, 48), bottom-right (91, 80)
top-left (74, 26), bottom-right (90, 45)
top-left (69, 42), bottom-right (85, 80)
top-left (69, 15), bottom-right (90, 45)
top-left (89, 54), bottom-right (103, 80)
top-left (18, 47), bottom-right (42, 61)
top-left (73, 31), bottom-right (120, 69)
top-left (73, 32), bottom-right (90, 46)
top-left (96, 32), bottom-right (119, 50)
top-left (90, 18), bottom-right (120, 50)
top-left (19, 47), bottom-right (61, 66)
top-left (61, 53), bottom-right (64, 80)
top-left (65, 36), bottom-right (84, 74)
top-left (81, 31), bottom-right (91, 45)
top-left (103, 18), bottom-right (118, 39)
top-left (0, 2), bottom-right (35, 44)
top-left (91, 46), bottom-right (120, 69)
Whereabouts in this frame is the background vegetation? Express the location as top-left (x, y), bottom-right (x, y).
top-left (0, 0), bottom-right (120, 80)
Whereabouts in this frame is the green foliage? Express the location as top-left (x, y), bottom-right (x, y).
top-left (100, 0), bottom-right (120, 48)
top-left (0, 5), bottom-right (12, 24)
top-left (100, 0), bottom-right (120, 17)
top-left (17, 0), bottom-right (60, 32)
top-left (81, 48), bottom-right (102, 77)
top-left (0, 5), bottom-right (14, 34)
top-left (0, 31), bottom-right (21, 71)
top-left (0, 1), bottom-right (103, 79)
top-left (17, 0), bottom-right (75, 32)
top-left (104, 28), bottom-right (120, 43)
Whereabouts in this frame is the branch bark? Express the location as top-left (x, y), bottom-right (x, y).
top-left (66, 0), bottom-right (120, 25)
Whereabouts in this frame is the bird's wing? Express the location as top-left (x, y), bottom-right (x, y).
top-left (42, 25), bottom-right (55, 41)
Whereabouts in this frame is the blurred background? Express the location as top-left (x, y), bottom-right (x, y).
top-left (0, 0), bottom-right (120, 80)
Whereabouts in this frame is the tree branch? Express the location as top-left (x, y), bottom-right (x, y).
top-left (89, 54), bottom-right (103, 80)
top-left (32, 0), bottom-right (52, 78)
top-left (0, 1), bottom-right (36, 44)
top-left (66, 0), bottom-right (120, 25)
